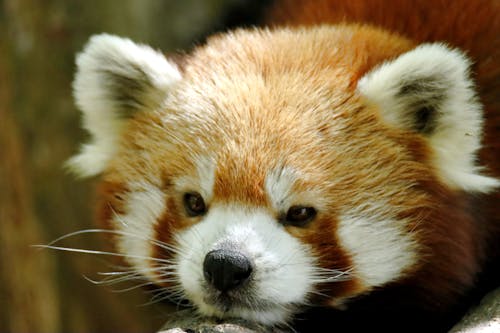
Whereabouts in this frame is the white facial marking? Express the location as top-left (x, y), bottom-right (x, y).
top-left (175, 205), bottom-right (317, 325)
top-left (265, 166), bottom-right (328, 212)
top-left (196, 156), bottom-right (216, 202)
top-left (358, 43), bottom-right (499, 192)
top-left (113, 182), bottom-right (166, 280)
top-left (337, 211), bottom-right (418, 288)
top-left (265, 166), bottom-right (298, 210)
top-left (173, 155), bottom-right (216, 202)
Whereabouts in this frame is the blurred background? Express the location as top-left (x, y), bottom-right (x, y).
top-left (0, 1), bottom-right (267, 332)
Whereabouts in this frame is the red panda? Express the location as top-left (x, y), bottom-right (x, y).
top-left (68, 0), bottom-right (499, 331)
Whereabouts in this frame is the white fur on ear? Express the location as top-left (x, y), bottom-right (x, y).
top-left (358, 43), bottom-right (498, 193)
top-left (67, 34), bottom-right (182, 177)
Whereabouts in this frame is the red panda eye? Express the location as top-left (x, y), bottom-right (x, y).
top-left (183, 192), bottom-right (207, 217)
top-left (283, 206), bottom-right (317, 227)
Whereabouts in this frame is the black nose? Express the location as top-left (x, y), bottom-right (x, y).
top-left (203, 249), bottom-right (253, 292)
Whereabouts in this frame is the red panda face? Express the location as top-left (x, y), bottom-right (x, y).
top-left (70, 27), bottom-right (498, 326)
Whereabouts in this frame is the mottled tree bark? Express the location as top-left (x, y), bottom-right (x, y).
top-left (0, 33), bottom-right (60, 333)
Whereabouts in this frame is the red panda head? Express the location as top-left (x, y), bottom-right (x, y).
top-left (69, 26), bottom-right (498, 325)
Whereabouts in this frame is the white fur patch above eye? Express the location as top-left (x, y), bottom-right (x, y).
top-left (358, 43), bottom-right (499, 193)
top-left (265, 166), bottom-right (300, 210)
top-left (265, 166), bottom-right (327, 212)
top-left (68, 34), bottom-right (182, 177)
top-left (337, 212), bottom-right (418, 289)
top-left (174, 155), bottom-right (216, 202)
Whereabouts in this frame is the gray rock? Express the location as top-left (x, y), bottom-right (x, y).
top-left (159, 288), bottom-right (500, 333)
top-left (158, 309), bottom-right (288, 333)
top-left (449, 287), bottom-right (500, 333)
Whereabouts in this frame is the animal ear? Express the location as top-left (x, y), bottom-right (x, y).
top-left (67, 34), bottom-right (182, 177)
top-left (358, 43), bottom-right (498, 192)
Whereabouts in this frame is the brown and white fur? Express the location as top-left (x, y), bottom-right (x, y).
top-left (68, 0), bottom-right (499, 331)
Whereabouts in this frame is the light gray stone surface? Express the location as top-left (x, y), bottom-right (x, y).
top-left (449, 288), bottom-right (500, 333)
top-left (159, 288), bottom-right (500, 333)
top-left (158, 309), bottom-right (285, 333)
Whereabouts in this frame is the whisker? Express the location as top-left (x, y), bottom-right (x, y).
top-left (111, 281), bottom-right (156, 293)
top-left (138, 285), bottom-right (190, 309)
top-left (110, 205), bottom-right (129, 228)
top-left (311, 266), bottom-right (354, 283)
top-left (154, 277), bottom-right (180, 285)
top-left (141, 287), bottom-right (185, 307)
top-left (97, 271), bottom-right (135, 276)
top-left (32, 244), bottom-right (173, 264)
top-left (83, 273), bottom-right (144, 285)
top-left (42, 228), bottom-right (182, 256)
top-left (307, 289), bottom-right (331, 300)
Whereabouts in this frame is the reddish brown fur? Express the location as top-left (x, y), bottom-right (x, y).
top-left (88, 1), bottom-right (499, 330)
top-left (181, 27), bottom-right (419, 296)
top-left (266, 0), bottom-right (500, 320)
top-left (96, 181), bottom-right (128, 239)
top-left (268, 0), bottom-right (500, 172)
top-left (152, 197), bottom-right (180, 284)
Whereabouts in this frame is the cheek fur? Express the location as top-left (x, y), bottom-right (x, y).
top-left (151, 195), bottom-right (204, 288)
top-left (96, 180), bottom-right (129, 243)
top-left (337, 213), bottom-right (419, 290)
top-left (115, 182), bottom-right (167, 281)
top-left (290, 208), bottom-right (420, 304)
top-left (97, 179), bottom-right (172, 282)
top-left (288, 215), bottom-right (364, 302)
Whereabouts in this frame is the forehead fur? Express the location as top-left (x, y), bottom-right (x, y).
top-left (106, 26), bottom-right (428, 205)
top-left (186, 25), bottom-right (414, 85)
